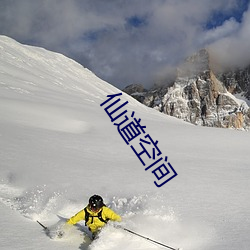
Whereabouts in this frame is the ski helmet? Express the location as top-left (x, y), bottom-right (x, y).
top-left (89, 195), bottom-right (104, 210)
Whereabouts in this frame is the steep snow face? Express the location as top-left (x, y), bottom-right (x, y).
top-left (0, 36), bottom-right (250, 250)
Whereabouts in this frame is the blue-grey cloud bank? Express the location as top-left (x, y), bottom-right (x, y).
top-left (0, 0), bottom-right (249, 89)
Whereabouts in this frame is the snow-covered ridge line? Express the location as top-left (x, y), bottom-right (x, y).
top-left (0, 35), bottom-right (149, 109)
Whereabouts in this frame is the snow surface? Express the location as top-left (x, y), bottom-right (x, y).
top-left (0, 35), bottom-right (250, 250)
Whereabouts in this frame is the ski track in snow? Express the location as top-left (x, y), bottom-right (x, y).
top-left (0, 99), bottom-right (91, 134)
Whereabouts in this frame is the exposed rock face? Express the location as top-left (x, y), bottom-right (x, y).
top-left (217, 66), bottom-right (250, 99)
top-left (123, 84), bottom-right (147, 103)
top-left (123, 49), bottom-right (250, 130)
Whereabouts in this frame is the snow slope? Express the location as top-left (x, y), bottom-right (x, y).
top-left (0, 35), bottom-right (250, 250)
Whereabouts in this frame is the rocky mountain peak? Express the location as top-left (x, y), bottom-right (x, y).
top-left (123, 49), bottom-right (250, 130)
top-left (177, 49), bottom-right (210, 78)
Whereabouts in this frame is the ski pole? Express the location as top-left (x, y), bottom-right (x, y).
top-left (122, 227), bottom-right (180, 250)
top-left (37, 220), bottom-right (48, 231)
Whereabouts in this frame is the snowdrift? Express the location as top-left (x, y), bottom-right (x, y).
top-left (0, 36), bottom-right (249, 250)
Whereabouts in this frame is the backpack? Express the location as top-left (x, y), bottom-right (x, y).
top-left (84, 206), bottom-right (109, 226)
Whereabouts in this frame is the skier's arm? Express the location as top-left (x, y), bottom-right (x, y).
top-left (67, 209), bottom-right (85, 225)
top-left (104, 207), bottom-right (122, 222)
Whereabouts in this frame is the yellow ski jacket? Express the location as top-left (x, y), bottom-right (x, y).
top-left (67, 206), bottom-right (121, 233)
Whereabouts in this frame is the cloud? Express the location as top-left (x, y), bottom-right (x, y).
top-left (0, 0), bottom-right (249, 89)
top-left (208, 3), bottom-right (250, 69)
top-left (200, 18), bottom-right (240, 45)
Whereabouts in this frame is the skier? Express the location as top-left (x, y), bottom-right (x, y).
top-left (66, 194), bottom-right (121, 239)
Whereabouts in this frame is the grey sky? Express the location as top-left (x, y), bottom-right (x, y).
top-left (0, 0), bottom-right (249, 89)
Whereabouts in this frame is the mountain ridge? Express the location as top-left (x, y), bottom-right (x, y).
top-left (123, 49), bottom-right (250, 130)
